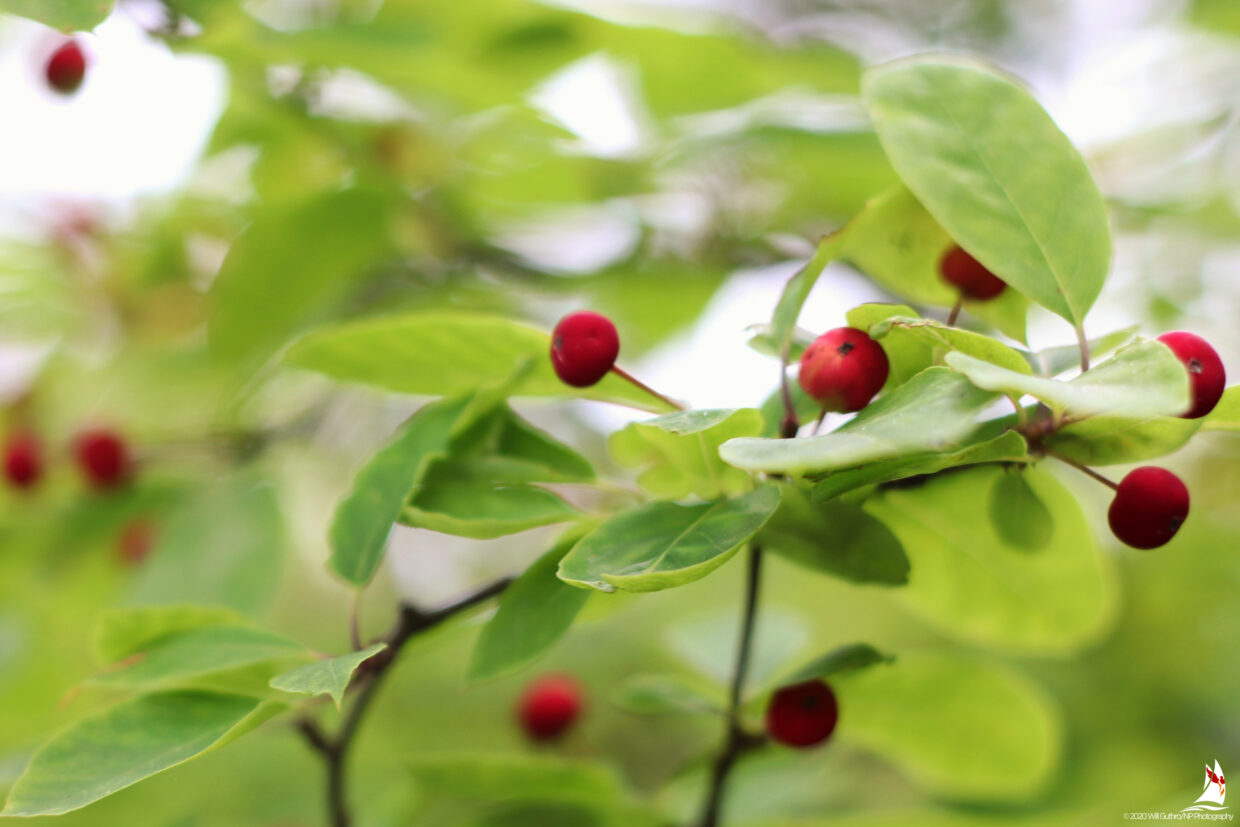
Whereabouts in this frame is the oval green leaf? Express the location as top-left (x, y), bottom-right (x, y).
top-left (91, 626), bottom-right (308, 690)
top-left (269, 643), bottom-right (387, 709)
top-left (1044, 414), bottom-right (1202, 466)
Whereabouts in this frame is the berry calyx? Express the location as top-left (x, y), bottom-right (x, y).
top-left (45, 40), bottom-right (87, 96)
top-left (1107, 466), bottom-right (1190, 550)
top-left (518, 674), bottom-right (583, 742)
top-left (117, 519), bottom-right (156, 566)
top-left (3, 430), bottom-right (44, 490)
top-left (74, 428), bottom-right (132, 489)
top-left (798, 327), bottom-right (889, 413)
top-left (1156, 331), bottom-right (1226, 419)
top-left (550, 311), bottom-right (620, 388)
top-left (766, 679), bottom-right (839, 749)
top-left (939, 245), bottom-right (1006, 300)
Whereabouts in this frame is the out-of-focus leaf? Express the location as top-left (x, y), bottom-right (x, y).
top-left (93, 605), bottom-right (246, 665)
top-left (871, 317), bottom-right (1032, 375)
top-left (1202, 386), bottom-right (1240, 431)
top-left (1024, 327), bottom-right (1138, 376)
top-left (665, 609), bottom-right (809, 689)
top-left (269, 643), bottom-right (387, 709)
top-left (0, 0), bottom-right (113, 31)
top-left (612, 673), bottom-right (725, 716)
top-left (988, 470), bottom-right (1053, 551)
top-left (1045, 415), bottom-right (1202, 465)
top-left (779, 643), bottom-right (893, 686)
top-left (90, 626), bottom-right (307, 690)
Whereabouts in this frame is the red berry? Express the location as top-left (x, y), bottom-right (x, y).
top-left (1156, 331), bottom-right (1226, 419)
top-left (3, 430), bottom-right (43, 490)
top-left (74, 428), bottom-right (132, 489)
top-left (45, 40), bottom-right (87, 96)
top-left (118, 519), bottom-right (156, 566)
top-left (550, 312), bottom-right (619, 388)
top-left (1107, 466), bottom-right (1190, 550)
top-left (766, 680), bottom-right (838, 749)
top-left (518, 674), bottom-right (583, 742)
top-left (798, 327), bottom-right (889, 413)
top-left (939, 245), bottom-right (1006, 300)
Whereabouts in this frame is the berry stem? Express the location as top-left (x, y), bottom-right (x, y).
top-left (1075, 323), bottom-right (1091, 373)
top-left (946, 299), bottom-right (963, 327)
top-left (699, 544), bottom-right (764, 827)
top-left (610, 365), bottom-right (685, 411)
top-left (349, 591), bottom-right (363, 652)
top-left (1046, 448), bottom-right (1118, 491)
top-left (778, 349), bottom-right (800, 438)
top-left (296, 578), bottom-right (512, 827)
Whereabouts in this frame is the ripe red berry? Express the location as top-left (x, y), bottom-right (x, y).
top-left (798, 327), bottom-right (889, 413)
top-left (117, 519), bottom-right (156, 566)
top-left (1107, 466), bottom-right (1190, 550)
top-left (550, 311), bottom-right (619, 388)
top-left (45, 40), bottom-right (87, 96)
top-left (518, 674), bottom-right (583, 742)
top-left (939, 245), bottom-right (1006, 300)
top-left (3, 430), bottom-right (43, 490)
top-left (766, 679), bottom-right (839, 749)
top-left (74, 428), bottom-right (132, 489)
top-left (1156, 331), bottom-right (1226, 419)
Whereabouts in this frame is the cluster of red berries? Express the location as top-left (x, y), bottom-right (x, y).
top-left (2, 427), bottom-right (133, 492)
top-left (45, 39), bottom-right (87, 96)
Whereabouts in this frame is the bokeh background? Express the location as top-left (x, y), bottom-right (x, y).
top-left (1, 0), bottom-right (1239, 824)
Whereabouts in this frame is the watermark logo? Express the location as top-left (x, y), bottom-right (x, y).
top-left (1185, 761), bottom-right (1228, 813)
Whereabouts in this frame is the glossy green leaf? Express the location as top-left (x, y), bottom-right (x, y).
top-left (91, 626), bottom-right (307, 690)
top-left (988, 470), bottom-right (1053, 551)
top-left (721, 368), bottom-right (998, 476)
top-left (269, 643), bottom-right (387, 709)
top-left (0, 0), bottom-right (114, 31)
top-left (93, 605), bottom-right (246, 665)
top-left (760, 486), bottom-right (909, 585)
top-left (838, 652), bottom-right (1061, 800)
top-left (780, 643), bottom-right (893, 686)
top-left (865, 466), bottom-right (1115, 652)
top-left (1202, 386), bottom-right (1240, 431)
top-left (946, 339), bottom-right (1191, 418)
top-left (329, 395), bottom-right (474, 586)
top-left (286, 313), bottom-right (669, 411)
top-left (558, 486), bottom-right (782, 593)
top-left (0, 692), bottom-right (284, 817)
top-left (811, 431), bottom-right (1029, 502)
top-left (208, 188), bottom-right (393, 363)
top-left (862, 57), bottom-right (1110, 325)
top-left (1044, 414), bottom-right (1202, 465)
top-left (871, 317), bottom-right (1032, 375)
top-left (612, 673), bottom-right (725, 716)
top-left (609, 408), bottom-right (764, 500)
top-left (468, 531), bottom-right (591, 682)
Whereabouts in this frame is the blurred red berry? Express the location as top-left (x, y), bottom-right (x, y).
top-left (550, 312), bottom-right (619, 388)
top-left (518, 674), bottom-right (583, 742)
top-left (1108, 466), bottom-right (1190, 550)
top-left (939, 245), bottom-right (1007, 300)
top-left (766, 680), bottom-right (839, 749)
top-left (798, 327), bottom-right (889, 413)
top-left (74, 428), bottom-right (132, 489)
top-left (1157, 331), bottom-right (1226, 419)
top-left (3, 430), bottom-right (43, 490)
top-left (45, 40), bottom-right (87, 95)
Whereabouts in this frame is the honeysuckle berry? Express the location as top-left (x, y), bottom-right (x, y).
top-left (550, 311), bottom-right (619, 388)
top-left (766, 679), bottom-right (838, 749)
top-left (1108, 466), bottom-right (1190, 550)
top-left (798, 327), bottom-right (889, 413)
top-left (1157, 331), bottom-right (1226, 419)
top-left (45, 40), bottom-right (87, 95)
top-left (74, 428), bottom-right (132, 489)
top-left (3, 430), bottom-right (43, 490)
top-left (518, 674), bottom-right (583, 742)
top-left (939, 244), bottom-right (1006, 300)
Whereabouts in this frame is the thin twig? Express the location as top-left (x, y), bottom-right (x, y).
top-left (1075, 323), bottom-right (1091, 373)
top-left (699, 546), bottom-right (764, 827)
top-left (610, 365), bottom-right (685, 411)
top-left (349, 592), bottom-right (363, 652)
top-left (946, 299), bottom-right (962, 327)
top-left (1045, 448), bottom-right (1117, 491)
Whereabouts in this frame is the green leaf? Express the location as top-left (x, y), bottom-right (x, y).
top-left (871, 317), bottom-right (1032, 375)
top-left (94, 605), bottom-right (246, 665)
top-left (1025, 327), bottom-right (1138, 376)
top-left (988, 470), bottom-right (1053, 551)
top-left (612, 674), bottom-right (725, 716)
top-left (1202, 386), bottom-right (1240, 431)
top-left (721, 368), bottom-right (998, 476)
top-left (768, 239), bottom-right (842, 362)
top-left (837, 652), bottom-right (1061, 800)
top-left (609, 408), bottom-right (764, 500)
top-left (558, 486), bottom-right (782, 593)
top-left (468, 532), bottom-right (592, 682)
top-left (208, 188), bottom-right (393, 364)
top-left (269, 643), bottom-right (387, 709)
top-left (447, 405), bottom-right (595, 483)
top-left (864, 466), bottom-right (1115, 652)
top-left (862, 57), bottom-right (1111, 325)
top-left (760, 486), bottom-right (909, 585)
top-left (90, 626), bottom-right (308, 690)
top-left (402, 476), bottom-right (580, 539)
top-left (946, 339), bottom-right (1191, 418)
top-left (810, 430), bottom-right (1029, 502)
top-left (0, 0), bottom-right (113, 31)
top-left (0, 691), bottom-right (284, 817)
top-left (1044, 414), bottom-right (1203, 466)
top-left (780, 643), bottom-right (893, 686)
top-left (329, 395), bottom-right (475, 586)
top-left (746, 324), bottom-right (816, 363)
top-left (407, 752), bottom-right (626, 807)
top-left (286, 313), bottom-right (669, 411)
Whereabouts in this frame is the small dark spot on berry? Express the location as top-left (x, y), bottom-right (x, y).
top-left (837, 341), bottom-right (855, 356)
top-left (1169, 516), bottom-right (1184, 531)
top-left (553, 336), bottom-right (563, 349)
top-left (801, 695), bottom-right (819, 710)
top-left (1188, 358), bottom-right (1203, 374)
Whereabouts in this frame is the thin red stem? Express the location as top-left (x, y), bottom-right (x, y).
top-left (610, 365), bottom-right (684, 411)
top-left (1046, 449), bottom-right (1118, 491)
